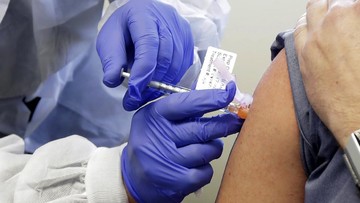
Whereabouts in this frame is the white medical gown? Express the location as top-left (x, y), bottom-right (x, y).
top-left (0, 0), bottom-right (229, 153)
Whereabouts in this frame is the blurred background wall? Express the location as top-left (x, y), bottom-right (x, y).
top-left (183, 0), bottom-right (306, 202)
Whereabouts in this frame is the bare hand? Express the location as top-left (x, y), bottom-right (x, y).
top-left (294, 0), bottom-right (360, 148)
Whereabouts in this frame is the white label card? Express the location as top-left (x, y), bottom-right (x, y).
top-left (195, 46), bottom-right (237, 90)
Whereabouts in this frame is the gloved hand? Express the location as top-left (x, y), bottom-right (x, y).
top-left (96, 0), bottom-right (194, 111)
top-left (122, 81), bottom-right (243, 203)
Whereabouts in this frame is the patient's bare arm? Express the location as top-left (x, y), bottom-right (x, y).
top-left (216, 49), bottom-right (306, 202)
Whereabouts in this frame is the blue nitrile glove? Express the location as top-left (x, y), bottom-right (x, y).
top-left (122, 81), bottom-right (243, 203)
top-left (96, 0), bottom-right (194, 111)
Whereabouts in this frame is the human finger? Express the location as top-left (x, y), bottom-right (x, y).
top-left (306, 0), bottom-right (327, 31)
top-left (294, 13), bottom-right (308, 58)
top-left (172, 113), bottom-right (242, 147)
top-left (181, 164), bottom-right (214, 195)
top-left (163, 14), bottom-right (194, 84)
top-left (328, 0), bottom-right (354, 9)
top-left (155, 81), bottom-right (237, 120)
top-left (96, 13), bottom-right (129, 87)
top-left (123, 11), bottom-right (160, 111)
top-left (151, 25), bottom-right (174, 82)
top-left (174, 139), bottom-right (223, 168)
top-left (172, 21), bottom-right (194, 84)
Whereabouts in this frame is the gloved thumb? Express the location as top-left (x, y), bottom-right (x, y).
top-left (155, 81), bottom-right (237, 121)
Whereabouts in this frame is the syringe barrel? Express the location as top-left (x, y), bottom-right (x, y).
top-left (120, 70), bottom-right (191, 94)
top-left (148, 81), bottom-right (190, 94)
top-left (121, 70), bottom-right (251, 118)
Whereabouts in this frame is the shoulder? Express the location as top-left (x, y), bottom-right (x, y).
top-left (217, 49), bottom-right (306, 202)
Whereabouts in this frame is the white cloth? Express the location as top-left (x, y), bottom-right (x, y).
top-left (100, 0), bottom-right (230, 51)
top-left (0, 135), bottom-right (128, 203)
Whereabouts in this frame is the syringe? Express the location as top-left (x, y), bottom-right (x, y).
top-left (120, 70), bottom-right (251, 119)
top-left (121, 71), bottom-right (190, 94)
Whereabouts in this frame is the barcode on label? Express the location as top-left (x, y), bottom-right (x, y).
top-left (195, 46), bottom-right (237, 90)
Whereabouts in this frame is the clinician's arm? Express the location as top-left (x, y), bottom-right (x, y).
top-left (216, 49), bottom-right (306, 202)
top-left (0, 135), bottom-right (130, 203)
top-left (0, 84), bottom-right (242, 203)
top-left (97, 0), bottom-right (194, 111)
top-left (97, 0), bottom-right (230, 111)
top-left (121, 82), bottom-right (242, 203)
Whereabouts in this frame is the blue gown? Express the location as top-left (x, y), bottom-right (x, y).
top-left (0, 0), bottom-right (133, 152)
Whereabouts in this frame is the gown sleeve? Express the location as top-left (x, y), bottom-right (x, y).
top-left (0, 135), bottom-right (129, 203)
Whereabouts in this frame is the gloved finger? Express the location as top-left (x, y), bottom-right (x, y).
top-left (123, 88), bottom-right (164, 110)
top-left (162, 15), bottom-right (193, 84)
top-left (171, 17), bottom-right (194, 84)
top-left (131, 24), bottom-right (181, 105)
top-left (96, 13), bottom-right (129, 88)
top-left (155, 81), bottom-right (237, 120)
top-left (175, 139), bottom-right (223, 168)
top-left (151, 4), bottom-right (193, 85)
top-left (163, 31), bottom-right (182, 84)
top-left (182, 164), bottom-right (213, 195)
top-left (151, 24), bottom-right (174, 82)
top-left (123, 12), bottom-right (160, 111)
top-left (173, 113), bottom-right (242, 147)
top-left (123, 19), bottom-right (194, 111)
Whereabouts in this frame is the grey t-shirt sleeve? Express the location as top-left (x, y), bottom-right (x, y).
top-left (271, 30), bottom-right (360, 202)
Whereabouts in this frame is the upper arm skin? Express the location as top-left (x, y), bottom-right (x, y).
top-left (216, 49), bottom-right (306, 202)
